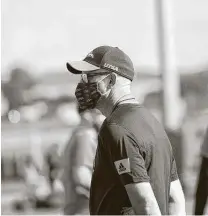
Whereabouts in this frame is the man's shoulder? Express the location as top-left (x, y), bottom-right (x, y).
top-left (100, 120), bottom-right (132, 141)
top-left (107, 103), bottom-right (152, 129)
top-left (101, 120), bottom-right (121, 132)
top-left (101, 105), bottom-right (151, 134)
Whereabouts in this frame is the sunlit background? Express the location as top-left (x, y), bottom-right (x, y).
top-left (1, 0), bottom-right (208, 214)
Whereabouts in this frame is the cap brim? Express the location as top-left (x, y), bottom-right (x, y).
top-left (66, 61), bottom-right (100, 74)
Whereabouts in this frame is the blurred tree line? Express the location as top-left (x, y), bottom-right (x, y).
top-left (1, 67), bottom-right (76, 120)
top-left (1, 68), bottom-right (35, 112)
top-left (2, 67), bottom-right (208, 118)
top-left (1, 66), bottom-right (208, 182)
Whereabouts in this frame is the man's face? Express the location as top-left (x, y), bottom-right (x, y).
top-left (75, 69), bottom-right (113, 112)
top-left (80, 69), bottom-right (111, 95)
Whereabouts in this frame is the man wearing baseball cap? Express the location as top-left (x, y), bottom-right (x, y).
top-left (66, 45), bottom-right (186, 215)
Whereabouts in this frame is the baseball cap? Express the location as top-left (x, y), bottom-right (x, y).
top-left (66, 45), bottom-right (134, 81)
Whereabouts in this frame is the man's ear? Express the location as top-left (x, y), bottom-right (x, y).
top-left (109, 73), bottom-right (116, 86)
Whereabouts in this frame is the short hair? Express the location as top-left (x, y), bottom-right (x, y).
top-left (113, 73), bottom-right (132, 86)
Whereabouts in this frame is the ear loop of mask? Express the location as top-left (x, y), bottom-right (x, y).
top-left (81, 73), bottom-right (88, 83)
top-left (97, 74), bottom-right (112, 96)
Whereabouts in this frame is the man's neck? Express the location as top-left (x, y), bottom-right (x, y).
top-left (97, 92), bottom-right (138, 118)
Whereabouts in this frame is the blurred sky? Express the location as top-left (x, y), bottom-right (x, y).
top-left (1, 0), bottom-right (208, 76)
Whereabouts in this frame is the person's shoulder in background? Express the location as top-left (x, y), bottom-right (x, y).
top-left (76, 125), bottom-right (97, 137)
top-left (60, 125), bottom-right (97, 184)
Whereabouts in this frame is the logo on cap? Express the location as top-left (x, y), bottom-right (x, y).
top-left (87, 53), bottom-right (94, 58)
top-left (103, 63), bottom-right (118, 72)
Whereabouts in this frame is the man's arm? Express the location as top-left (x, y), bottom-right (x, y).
top-left (168, 153), bottom-right (186, 215)
top-left (125, 182), bottom-right (161, 215)
top-left (101, 124), bottom-right (161, 215)
top-left (169, 179), bottom-right (186, 215)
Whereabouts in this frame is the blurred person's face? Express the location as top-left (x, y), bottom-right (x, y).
top-left (75, 69), bottom-right (113, 112)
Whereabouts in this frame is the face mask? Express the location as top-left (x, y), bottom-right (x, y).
top-left (75, 76), bottom-right (110, 112)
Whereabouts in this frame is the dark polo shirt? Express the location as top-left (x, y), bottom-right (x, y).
top-left (90, 103), bottom-right (178, 215)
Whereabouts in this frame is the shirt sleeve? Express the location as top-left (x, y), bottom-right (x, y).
top-left (100, 124), bottom-right (150, 185)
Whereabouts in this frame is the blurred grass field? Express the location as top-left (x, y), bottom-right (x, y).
top-left (1, 179), bottom-right (207, 215)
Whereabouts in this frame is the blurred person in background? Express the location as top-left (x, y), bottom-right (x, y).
top-left (22, 155), bottom-right (41, 194)
top-left (21, 155), bottom-right (51, 208)
top-left (194, 126), bottom-right (208, 215)
top-left (44, 143), bottom-right (61, 192)
top-left (61, 107), bottom-right (105, 215)
top-left (66, 45), bottom-right (186, 215)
